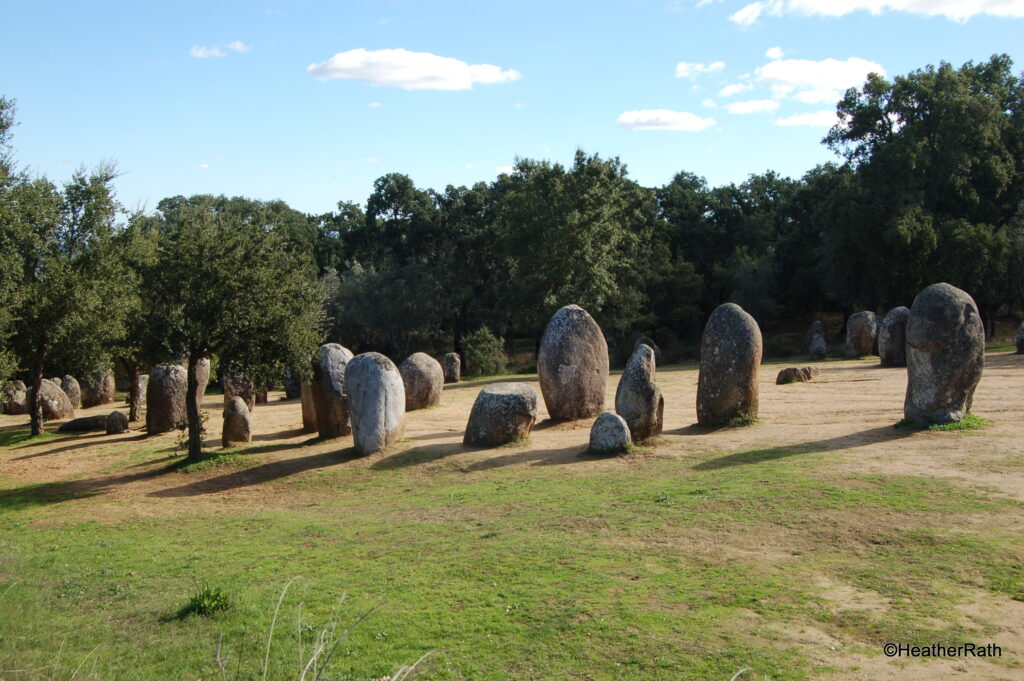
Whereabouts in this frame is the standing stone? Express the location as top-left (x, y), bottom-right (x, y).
top-left (2, 380), bottom-right (28, 415)
top-left (845, 311), bottom-right (878, 357)
top-left (311, 343), bottom-right (354, 438)
top-left (126, 374), bottom-right (148, 420)
top-left (36, 379), bottom-right (74, 420)
top-left (300, 380), bottom-right (317, 433)
top-left (1016, 321), bottom-right (1024, 354)
top-left (878, 306), bottom-right (911, 367)
top-left (346, 352), bottom-right (405, 455)
top-left (222, 368), bottom-right (256, 412)
top-left (537, 305), bottom-right (609, 420)
top-left (588, 412), bottom-right (632, 455)
top-left (62, 375), bottom-right (81, 409)
top-left (696, 303), bottom-right (763, 427)
top-left (81, 370), bottom-right (115, 408)
top-left (221, 396), bottom-right (252, 447)
top-left (50, 377), bottom-right (63, 390)
top-left (399, 353), bottom-right (444, 411)
top-left (105, 411), bottom-right (129, 435)
top-left (255, 386), bottom-right (268, 404)
top-left (282, 369), bottom-right (302, 399)
top-left (146, 364), bottom-right (187, 434)
top-left (904, 283), bottom-right (985, 426)
top-left (463, 382), bottom-right (538, 446)
top-left (807, 321), bottom-right (828, 361)
top-left (443, 353), bottom-right (461, 384)
top-left (192, 358), bottom-right (211, 412)
top-left (615, 344), bottom-right (663, 442)
top-left (634, 337), bottom-right (663, 366)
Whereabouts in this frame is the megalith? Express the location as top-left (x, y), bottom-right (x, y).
top-left (346, 352), bottom-right (405, 456)
top-left (399, 352), bottom-right (444, 411)
top-left (537, 305), bottom-right (609, 420)
top-left (614, 344), bottom-right (663, 442)
top-left (696, 303), bottom-right (763, 426)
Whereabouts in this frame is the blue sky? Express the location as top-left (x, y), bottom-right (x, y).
top-left (4, 0), bottom-right (1022, 214)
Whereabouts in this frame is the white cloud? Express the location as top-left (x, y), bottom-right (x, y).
top-left (675, 60), bottom-right (725, 78)
top-left (765, 46), bottom-right (783, 60)
top-left (361, 156), bottom-right (380, 164)
top-left (718, 83), bottom-right (751, 97)
top-left (775, 110), bottom-right (837, 126)
top-left (793, 87), bottom-right (841, 103)
top-left (495, 165), bottom-right (516, 174)
top-left (465, 164), bottom-right (475, 169)
top-left (307, 48), bottom-right (522, 90)
top-left (725, 99), bottom-right (780, 114)
top-left (701, 98), bottom-right (718, 108)
top-left (190, 41), bottom-right (251, 58)
top-left (193, 163), bottom-right (210, 169)
top-left (732, 0), bottom-right (1024, 23)
top-left (617, 109), bottom-right (716, 131)
top-left (756, 57), bottom-right (885, 95)
top-left (369, 101), bottom-right (383, 108)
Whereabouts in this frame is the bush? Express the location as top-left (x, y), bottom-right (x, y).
top-left (462, 326), bottom-right (508, 377)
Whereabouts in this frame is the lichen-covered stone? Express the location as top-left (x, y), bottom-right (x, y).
top-left (634, 336), bottom-right (662, 366)
top-left (588, 411), bottom-right (632, 455)
top-left (537, 305), bottom-right (609, 420)
top-left (311, 343), bottom-right (354, 439)
top-left (697, 303), bottom-right (762, 427)
top-left (222, 396), bottom-right (252, 447)
top-left (105, 411), bottom-right (129, 435)
top-left (81, 370), bottom-right (115, 408)
top-left (463, 382), bottom-right (538, 446)
top-left (62, 375), bottom-right (81, 409)
top-left (126, 374), bottom-right (148, 420)
top-left (1, 380), bottom-right (28, 415)
top-left (399, 353), bottom-right (444, 410)
top-left (776, 366), bottom-right (821, 384)
top-left (878, 306), bottom-right (911, 367)
top-left (346, 352), bottom-right (405, 456)
top-left (845, 311), bottom-right (877, 357)
top-left (443, 353), bottom-right (461, 384)
top-left (36, 379), bottom-right (74, 420)
top-left (146, 364), bottom-right (187, 434)
top-left (614, 344), bottom-right (663, 442)
top-left (904, 283), bottom-right (984, 426)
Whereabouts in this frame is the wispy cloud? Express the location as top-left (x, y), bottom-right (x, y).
top-left (756, 56), bottom-right (885, 97)
top-left (190, 40), bottom-right (251, 58)
top-left (718, 83), bottom-right (751, 97)
top-left (730, 0), bottom-right (1023, 24)
top-left (193, 163), bottom-right (210, 169)
top-left (775, 110), bottom-right (837, 126)
top-left (496, 165), bottom-right (516, 174)
top-left (675, 60), bottom-right (726, 78)
top-left (617, 109), bottom-right (716, 131)
top-left (726, 99), bottom-right (780, 114)
top-left (361, 156), bottom-right (380, 164)
top-left (307, 48), bottom-right (522, 90)
top-left (369, 101), bottom-right (383, 108)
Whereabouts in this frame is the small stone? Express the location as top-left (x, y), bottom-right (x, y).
top-left (399, 352), bottom-right (444, 410)
top-left (105, 411), bottom-right (129, 435)
top-left (464, 382), bottom-right (538, 446)
top-left (222, 396), bottom-right (252, 447)
top-left (588, 412), bottom-right (632, 455)
top-left (443, 352), bottom-right (461, 384)
top-left (776, 367), bottom-right (821, 384)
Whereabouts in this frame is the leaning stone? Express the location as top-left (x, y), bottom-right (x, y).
top-left (36, 379), bottom-right (74, 420)
top-left (1, 380), bottom-right (28, 415)
top-left (346, 352), bottom-right (405, 456)
top-left (300, 379), bottom-right (317, 433)
top-left (58, 414), bottom-right (109, 433)
top-left (588, 411), bottom-right (632, 455)
top-left (615, 344), bottom-right (663, 442)
top-left (697, 303), bottom-right (762, 427)
top-left (845, 311), bottom-right (877, 357)
top-left (146, 364), bottom-right (187, 435)
top-left (904, 283), bottom-right (985, 426)
top-left (311, 343), bottom-right (354, 438)
top-left (634, 336), bottom-right (663, 366)
top-left (776, 367), bottom-right (821, 384)
top-left (399, 353), bottom-right (444, 411)
top-left (464, 382), bottom-right (538, 446)
top-left (221, 396), bottom-right (252, 447)
top-left (443, 352), bottom-right (461, 384)
top-left (105, 411), bottom-right (129, 435)
top-left (537, 304), bottom-right (609, 420)
top-left (878, 306), bottom-right (911, 367)
top-left (81, 370), bottom-right (115, 408)
top-left (62, 375), bottom-right (82, 409)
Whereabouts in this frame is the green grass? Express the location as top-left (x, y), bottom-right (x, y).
top-left (894, 413), bottom-right (990, 431)
top-left (726, 415), bottom-right (762, 428)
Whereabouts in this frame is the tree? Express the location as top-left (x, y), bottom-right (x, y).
top-left (146, 195), bottom-right (325, 460)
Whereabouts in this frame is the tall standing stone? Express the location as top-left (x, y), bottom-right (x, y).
top-left (346, 352), bottom-right (405, 455)
top-left (146, 364), bottom-right (187, 434)
top-left (311, 343), bottom-right (354, 438)
top-left (81, 370), bottom-right (115, 408)
top-left (443, 353), bottom-right (461, 384)
top-left (904, 283), bottom-right (984, 426)
top-left (614, 344), bottom-right (663, 442)
top-left (399, 352), bottom-right (444, 410)
top-left (60, 375), bottom-right (81, 410)
top-left (127, 374), bottom-right (148, 421)
top-left (878, 306), bottom-right (911, 367)
top-left (222, 396), bottom-right (252, 447)
top-left (537, 304), bottom-right (609, 420)
top-left (463, 382), bottom-right (538, 446)
top-left (192, 358), bottom-right (211, 412)
top-left (696, 303), bottom-right (763, 427)
top-left (300, 379), bottom-right (317, 433)
top-left (845, 312), bottom-right (877, 357)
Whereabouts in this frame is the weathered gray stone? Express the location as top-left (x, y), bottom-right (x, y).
top-left (311, 343), bottom-right (354, 438)
top-left (615, 344), bottom-right (663, 442)
top-left (50, 377), bottom-right (62, 390)
top-left (904, 283), bottom-right (985, 426)
top-left (105, 411), bottom-right (129, 435)
top-left (62, 375), bottom-right (81, 409)
top-left (588, 411), bottom-right (632, 455)
top-left (347, 352), bottom-right (405, 455)
top-left (537, 305), bottom-right (609, 420)
top-left (845, 311), bottom-right (877, 357)
top-left (878, 306), bottom-right (911, 367)
top-left (282, 369), bottom-right (302, 399)
top-left (222, 368), bottom-right (256, 412)
top-left (221, 396), bottom-right (252, 447)
top-left (81, 370), bottom-right (115, 408)
top-left (443, 352), bottom-right (461, 384)
top-left (1, 380), bottom-right (28, 415)
top-left (300, 379), bottom-right (316, 433)
top-left (399, 352), bottom-right (444, 411)
top-left (464, 382), bottom-right (538, 446)
top-left (58, 414), bottom-right (108, 433)
top-left (36, 379), bottom-right (74, 420)
top-left (697, 303), bottom-right (762, 427)
top-left (807, 321), bottom-right (828, 361)
top-left (192, 358), bottom-right (210, 411)
top-left (126, 374), bottom-right (148, 420)
top-left (776, 366), bottom-right (821, 384)
top-left (634, 336), bottom-right (662, 366)
top-left (1016, 321), bottom-right (1024, 354)
top-left (146, 364), bottom-right (187, 434)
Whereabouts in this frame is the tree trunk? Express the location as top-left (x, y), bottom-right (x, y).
top-left (185, 353), bottom-right (205, 461)
top-left (29, 347), bottom-right (45, 436)
top-left (122, 358), bottom-right (142, 422)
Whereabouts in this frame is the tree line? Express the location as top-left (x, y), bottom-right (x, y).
top-left (1, 54), bottom-right (1022, 454)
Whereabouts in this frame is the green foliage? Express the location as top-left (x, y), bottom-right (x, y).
top-left (461, 326), bottom-right (508, 377)
top-left (894, 413), bottom-right (990, 431)
top-left (178, 584), bottom-right (232, 618)
top-left (726, 415), bottom-right (762, 428)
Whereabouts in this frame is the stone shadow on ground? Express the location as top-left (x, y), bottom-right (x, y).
top-left (11, 432), bottom-right (148, 460)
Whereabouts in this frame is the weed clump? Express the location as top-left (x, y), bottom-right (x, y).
top-left (179, 584), bottom-right (232, 617)
top-left (894, 413), bottom-right (989, 431)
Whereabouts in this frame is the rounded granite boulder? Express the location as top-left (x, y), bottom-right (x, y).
top-left (537, 305), bottom-right (609, 420)
top-left (463, 382), bottom-right (538, 447)
top-left (696, 303), bottom-right (763, 427)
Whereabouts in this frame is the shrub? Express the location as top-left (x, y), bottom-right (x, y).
top-left (462, 326), bottom-right (508, 377)
top-left (179, 584), bottom-right (232, 617)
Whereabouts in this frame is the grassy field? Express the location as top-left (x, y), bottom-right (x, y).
top-left (1, 355), bottom-right (1022, 680)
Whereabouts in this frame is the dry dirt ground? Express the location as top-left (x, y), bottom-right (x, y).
top-left (2, 352), bottom-right (1022, 680)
